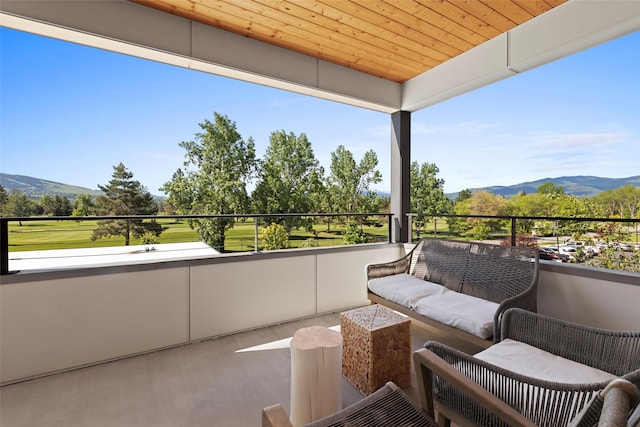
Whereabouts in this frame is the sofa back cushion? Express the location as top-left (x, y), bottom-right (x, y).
top-left (411, 239), bottom-right (469, 292)
top-left (461, 243), bottom-right (537, 304)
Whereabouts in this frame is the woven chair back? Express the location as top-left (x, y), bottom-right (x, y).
top-left (409, 238), bottom-right (538, 304)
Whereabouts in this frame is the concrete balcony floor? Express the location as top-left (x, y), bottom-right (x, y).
top-left (0, 310), bottom-right (482, 427)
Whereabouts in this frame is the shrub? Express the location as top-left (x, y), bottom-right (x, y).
top-left (260, 223), bottom-right (289, 250)
top-left (300, 238), bottom-right (320, 248)
top-left (343, 222), bottom-right (370, 244)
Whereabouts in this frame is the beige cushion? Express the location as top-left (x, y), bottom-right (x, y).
top-left (368, 274), bottom-right (445, 309)
top-left (475, 339), bottom-right (616, 384)
top-left (414, 291), bottom-right (498, 339)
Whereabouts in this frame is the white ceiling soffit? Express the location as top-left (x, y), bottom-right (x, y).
top-left (0, 0), bottom-right (401, 113)
top-left (402, 0), bottom-right (640, 112)
top-left (1, 1), bottom-right (639, 114)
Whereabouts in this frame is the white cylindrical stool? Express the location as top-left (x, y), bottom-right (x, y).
top-left (289, 326), bottom-right (343, 427)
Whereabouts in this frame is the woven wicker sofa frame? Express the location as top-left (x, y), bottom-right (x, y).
top-left (421, 308), bottom-right (640, 427)
top-left (367, 238), bottom-right (539, 349)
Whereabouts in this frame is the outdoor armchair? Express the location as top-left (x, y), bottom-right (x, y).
top-left (419, 308), bottom-right (640, 427)
top-left (262, 381), bottom-right (438, 427)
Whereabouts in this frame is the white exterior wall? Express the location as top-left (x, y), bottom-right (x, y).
top-left (2, 245), bottom-right (638, 385)
top-left (537, 264), bottom-right (640, 330)
top-left (0, 245), bottom-right (402, 384)
top-left (0, 268), bottom-right (190, 383)
top-left (190, 256), bottom-right (318, 340)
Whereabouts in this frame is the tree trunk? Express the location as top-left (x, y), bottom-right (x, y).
top-left (290, 326), bottom-right (342, 427)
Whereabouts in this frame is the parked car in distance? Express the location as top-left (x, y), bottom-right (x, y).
top-left (595, 243), bottom-right (608, 253)
top-left (564, 241), bottom-right (584, 247)
top-left (539, 248), bottom-right (560, 262)
top-left (558, 246), bottom-right (577, 260)
top-left (539, 247), bottom-right (567, 262)
top-left (618, 242), bottom-right (633, 252)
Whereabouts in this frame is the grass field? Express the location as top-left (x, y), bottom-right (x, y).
top-left (7, 217), bottom-right (393, 252)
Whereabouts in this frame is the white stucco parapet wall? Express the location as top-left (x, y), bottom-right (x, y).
top-left (9, 242), bottom-right (220, 272)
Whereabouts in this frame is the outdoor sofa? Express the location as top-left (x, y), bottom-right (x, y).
top-left (366, 238), bottom-right (539, 348)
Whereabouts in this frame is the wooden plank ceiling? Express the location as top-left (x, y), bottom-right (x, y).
top-left (131, 0), bottom-right (567, 83)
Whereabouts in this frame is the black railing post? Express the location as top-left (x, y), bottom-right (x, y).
top-left (511, 217), bottom-right (517, 246)
top-left (1, 219), bottom-right (9, 275)
top-left (388, 214), bottom-right (393, 243)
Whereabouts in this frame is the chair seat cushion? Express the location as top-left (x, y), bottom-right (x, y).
top-left (368, 273), bottom-right (445, 309)
top-left (474, 339), bottom-right (616, 384)
top-left (414, 291), bottom-right (498, 339)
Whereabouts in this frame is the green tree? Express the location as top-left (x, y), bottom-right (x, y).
top-left (5, 189), bottom-right (36, 225)
top-left (447, 196), bottom-right (471, 236)
top-left (251, 131), bottom-right (324, 232)
top-left (40, 194), bottom-right (73, 216)
top-left (455, 189), bottom-right (472, 203)
top-left (508, 192), bottom-right (556, 234)
top-left (446, 189), bottom-right (472, 236)
top-left (553, 194), bottom-right (590, 236)
top-left (72, 193), bottom-right (96, 217)
top-left (537, 182), bottom-right (565, 196)
top-left (591, 185), bottom-right (640, 218)
top-left (161, 113), bottom-right (257, 251)
top-left (410, 161), bottom-right (451, 235)
top-left (91, 163), bottom-right (164, 245)
top-left (468, 190), bottom-right (508, 239)
top-left (326, 145), bottom-right (382, 217)
top-left (0, 184), bottom-right (8, 216)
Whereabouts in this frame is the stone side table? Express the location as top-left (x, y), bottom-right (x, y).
top-left (341, 304), bottom-right (411, 395)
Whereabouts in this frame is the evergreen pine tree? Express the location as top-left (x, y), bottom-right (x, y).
top-left (91, 163), bottom-right (164, 245)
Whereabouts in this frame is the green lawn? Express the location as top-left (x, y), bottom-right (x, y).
top-left (8, 219), bottom-right (199, 251)
top-left (7, 217), bottom-right (391, 252)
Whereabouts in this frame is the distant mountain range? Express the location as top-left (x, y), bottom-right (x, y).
top-left (447, 175), bottom-right (640, 199)
top-left (0, 173), bottom-right (103, 200)
top-left (1, 173), bottom-right (638, 201)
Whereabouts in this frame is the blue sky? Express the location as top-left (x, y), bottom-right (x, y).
top-left (1, 27), bottom-right (638, 195)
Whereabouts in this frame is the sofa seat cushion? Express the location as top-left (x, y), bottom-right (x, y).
top-left (414, 292), bottom-right (498, 339)
top-left (368, 273), bottom-right (445, 309)
top-left (474, 339), bottom-right (616, 384)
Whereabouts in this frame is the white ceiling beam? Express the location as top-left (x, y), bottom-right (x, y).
top-left (2, 0), bottom-right (638, 115)
top-left (401, 34), bottom-right (514, 112)
top-left (508, 0), bottom-right (640, 73)
top-left (0, 0), bottom-right (401, 113)
top-left (401, 0), bottom-right (640, 112)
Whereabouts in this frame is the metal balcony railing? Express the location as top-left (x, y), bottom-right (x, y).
top-left (2, 213), bottom-right (638, 275)
top-left (1, 213), bottom-right (393, 275)
top-left (407, 213), bottom-right (639, 244)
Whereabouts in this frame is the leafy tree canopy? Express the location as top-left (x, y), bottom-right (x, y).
top-left (0, 184), bottom-right (8, 216)
top-left (326, 145), bottom-right (382, 215)
top-left (72, 194), bottom-right (96, 217)
top-left (410, 161), bottom-right (451, 230)
top-left (537, 182), bottom-right (565, 196)
top-left (4, 189), bottom-right (36, 225)
top-left (40, 194), bottom-right (73, 216)
top-left (251, 130), bottom-right (324, 231)
top-left (161, 113), bottom-right (257, 251)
